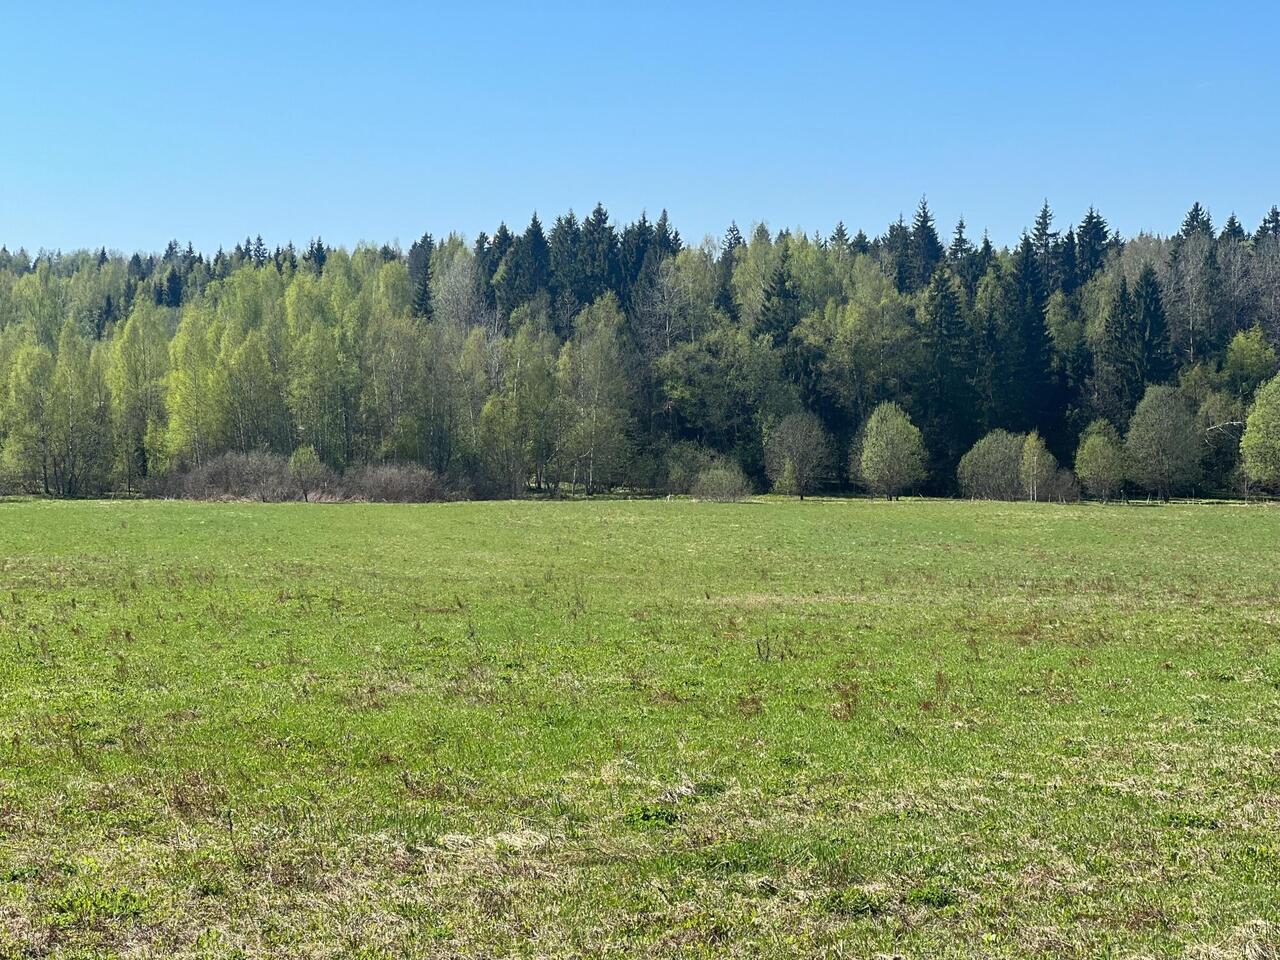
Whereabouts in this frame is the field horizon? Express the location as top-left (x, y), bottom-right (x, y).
top-left (2, 497), bottom-right (1278, 957)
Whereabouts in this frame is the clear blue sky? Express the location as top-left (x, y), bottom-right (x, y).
top-left (4, 1), bottom-right (1278, 254)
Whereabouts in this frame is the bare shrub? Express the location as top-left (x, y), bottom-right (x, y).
top-left (344, 463), bottom-right (454, 503)
top-left (691, 462), bottom-right (753, 502)
top-left (1044, 467), bottom-right (1080, 503)
top-left (165, 451), bottom-right (296, 501)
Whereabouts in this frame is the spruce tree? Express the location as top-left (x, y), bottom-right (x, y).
top-left (580, 204), bottom-right (617, 304)
top-left (829, 221), bottom-right (850, 256)
top-left (1032, 201), bottom-right (1057, 280)
top-left (1010, 233), bottom-right (1053, 430)
top-left (908, 198), bottom-right (944, 292)
top-left (1256, 206), bottom-right (1280, 241)
top-left (919, 263), bottom-right (977, 480)
top-left (1180, 202), bottom-right (1214, 238)
top-left (715, 222), bottom-right (744, 319)
top-left (1133, 263), bottom-right (1172, 385)
top-left (1093, 275), bottom-right (1143, 429)
top-left (548, 211), bottom-right (582, 319)
top-left (948, 218), bottom-right (977, 299)
top-left (883, 215), bottom-right (912, 292)
top-left (1220, 213), bottom-right (1247, 242)
top-left (409, 232), bottom-right (434, 319)
top-left (653, 210), bottom-right (681, 258)
top-left (1055, 227), bottom-right (1079, 295)
top-left (1077, 208), bottom-right (1110, 281)
top-left (759, 248), bottom-right (801, 348)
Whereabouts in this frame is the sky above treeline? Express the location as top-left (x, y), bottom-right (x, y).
top-left (4, 1), bottom-right (1278, 254)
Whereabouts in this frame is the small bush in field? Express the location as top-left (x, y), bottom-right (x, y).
top-left (691, 462), bottom-right (753, 502)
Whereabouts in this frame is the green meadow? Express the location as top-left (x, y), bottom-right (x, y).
top-left (1, 498), bottom-right (1278, 957)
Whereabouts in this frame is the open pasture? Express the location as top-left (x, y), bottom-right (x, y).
top-left (1, 498), bottom-right (1278, 957)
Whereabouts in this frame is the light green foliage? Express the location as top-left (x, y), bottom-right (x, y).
top-left (1124, 385), bottom-right (1201, 499)
top-left (1074, 420), bottom-right (1126, 500)
top-left (288, 444), bottom-right (325, 501)
top-left (858, 401), bottom-right (926, 498)
top-left (0, 499), bottom-right (1277, 956)
top-left (46, 320), bottom-right (112, 495)
top-left (1018, 430), bottom-right (1057, 501)
top-left (554, 294), bottom-right (633, 494)
top-left (1241, 373), bottom-right (1280, 489)
top-left (108, 302), bottom-right (169, 489)
top-left (1224, 327), bottom-right (1279, 399)
top-left (0, 340), bottom-right (55, 490)
top-left (957, 430), bottom-right (1025, 500)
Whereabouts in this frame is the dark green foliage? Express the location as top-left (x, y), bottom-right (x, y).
top-left (1076, 207), bottom-right (1109, 281)
top-left (409, 232), bottom-right (434, 319)
top-left (919, 264), bottom-right (977, 483)
top-left (1180, 202), bottom-right (1214, 238)
top-left (909, 198), bottom-right (945, 292)
top-left (759, 248), bottom-right (801, 348)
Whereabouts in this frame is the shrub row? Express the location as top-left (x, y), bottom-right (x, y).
top-left (150, 452), bottom-right (464, 503)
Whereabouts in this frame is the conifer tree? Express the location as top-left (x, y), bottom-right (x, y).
top-left (1220, 213), bottom-right (1247, 242)
top-left (919, 263), bottom-right (976, 479)
top-left (409, 232), bottom-right (434, 319)
top-left (1256, 206), bottom-right (1280, 241)
top-left (758, 248), bottom-right (801, 348)
top-left (1077, 208), bottom-right (1110, 281)
top-left (1092, 275), bottom-right (1143, 429)
top-left (1180, 202), bottom-right (1214, 238)
top-left (715, 222), bottom-right (744, 319)
top-left (908, 198), bottom-right (944, 292)
top-left (1032, 201), bottom-right (1057, 279)
top-left (1133, 263), bottom-right (1173, 385)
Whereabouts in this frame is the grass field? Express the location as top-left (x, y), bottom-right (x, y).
top-left (1, 497), bottom-right (1279, 958)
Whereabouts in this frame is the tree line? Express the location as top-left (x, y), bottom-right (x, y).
top-left (3, 198), bottom-right (1280, 500)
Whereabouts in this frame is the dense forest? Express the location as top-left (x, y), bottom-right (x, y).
top-left (3, 199), bottom-right (1280, 500)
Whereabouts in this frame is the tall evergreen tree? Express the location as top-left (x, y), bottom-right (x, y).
top-left (1092, 275), bottom-right (1143, 430)
top-left (1077, 208), bottom-right (1110, 281)
top-left (408, 232), bottom-right (435, 320)
top-left (1133, 263), bottom-right (1173, 385)
top-left (653, 210), bottom-right (681, 258)
top-left (1009, 233), bottom-right (1054, 431)
top-left (908, 198), bottom-right (944, 292)
top-left (1220, 213), bottom-right (1247, 242)
top-left (1031, 201), bottom-right (1057, 280)
top-left (548, 211), bottom-right (583, 321)
top-left (1180, 202), bottom-right (1214, 238)
top-left (1055, 227), bottom-right (1079, 295)
top-left (715, 222), bottom-right (744, 319)
top-left (580, 204), bottom-right (618, 304)
top-left (883, 215), bottom-right (912, 292)
top-left (758, 248), bottom-right (801, 348)
top-left (918, 264), bottom-right (976, 483)
top-left (1256, 206), bottom-right (1280, 241)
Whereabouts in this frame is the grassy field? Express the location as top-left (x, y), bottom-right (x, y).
top-left (1, 497), bottom-right (1278, 958)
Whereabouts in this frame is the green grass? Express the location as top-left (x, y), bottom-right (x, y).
top-left (1, 496), bottom-right (1278, 957)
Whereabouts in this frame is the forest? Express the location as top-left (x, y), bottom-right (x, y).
top-left (3, 199), bottom-right (1280, 500)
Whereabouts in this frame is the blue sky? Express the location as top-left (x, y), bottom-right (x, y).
top-left (3, 1), bottom-right (1278, 253)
